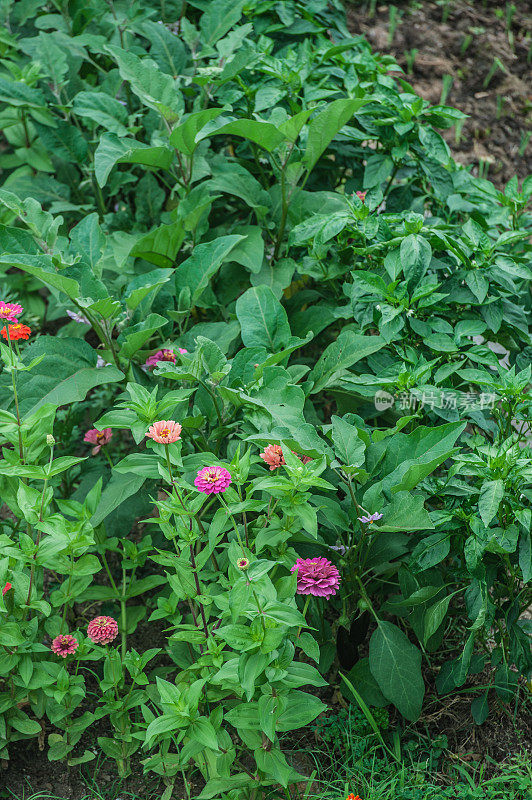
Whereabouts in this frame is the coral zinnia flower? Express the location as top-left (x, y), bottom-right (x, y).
top-left (146, 420), bottom-right (182, 444)
top-left (0, 302), bottom-right (23, 322)
top-left (83, 428), bottom-right (113, 455)
top-left (51, 634), bottom-right (79, 658)
top-left (260, 444), bottom-right (312, 470)
top-left (291, 557), bottom-right (340, 598)
top-left (357, 512), bottom-right (383, 524)
top-left (87, 616), bottom-right (118, 644)
top-left (1, 323), bottom-right (31, 341)
top-left (145, 349), bottom-right (176, 368)
top-left (2, 582), bottom-right (12, 596)
top-left (194, 465), bottom-right (232, 494)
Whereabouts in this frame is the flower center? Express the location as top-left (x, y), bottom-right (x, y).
top-left (160, 428), bottom-right (170, 438)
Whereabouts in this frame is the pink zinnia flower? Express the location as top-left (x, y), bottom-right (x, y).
top-left (0, 302), bottom-right (23, 322)
top-left (260, 445), bottom-right (312, 470)
top-left (87, 616), bottom-right (118, 645)
top-left (145, 349), bottom-right (176, 368)
top-left (146, 420), bottom-right (182, 444)
top-left (178, 347), bottom-right (188, 354)
top-left (51, 634), bottom-right (79, 658)
top-left (83, 428), bottom-right (113, 455)
top-left (356, 190), bottom-right (367, 202)
top-left (291, 557), bottom-right (340, 599)
top-left (2, 581), bottom-right (12, 596)
top-left (194, 465), bottom-right (232, 494)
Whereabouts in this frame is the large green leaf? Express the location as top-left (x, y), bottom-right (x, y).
top-left (11, 338), bottom-right (123, 417)
top-left (94, 133), bottom-right (174, 187)
top-left (310, 330), bottom-right (385, 393)
top-left (236, 286), bottom-right (291, 351)
top-left (478, 479), bottom-right (504, 528)
top-left (105, 45), bottom-right (182, 120)
top-left (303, 97), bottom-right (369, 171)
top-left (72, 91), bottom-right (129, 136)
top-left (369, 621), bottom-right (424, 721)
top-left (169, 108), bottom-right (225, 155)
top-left (331, 415), bottom-right (366, 467)
top-left (175, 235), bottom-right (244, 305)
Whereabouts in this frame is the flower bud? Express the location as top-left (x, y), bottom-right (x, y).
top-left (46, 434), bottom-right (55, 446)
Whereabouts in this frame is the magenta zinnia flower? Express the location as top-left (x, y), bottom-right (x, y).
top-left (194, 465), bottom-right (232, 494)
top-left (51, 634), bottom-right (79, 658)
top-left (178, 347), bottom-right (188, 354)
top-left (145, 349), bottom-right (176, 368)
top-left (84, 428), bottom-right (113, 455)
top-left (0, 302), bottom-right (23, 322)
top-left (87, 616), bottom-right (118, 645)
top-left (146, 420), bottom-right (182, 444)
top-left (356, 190), bottom-right (367, 202)
top-left (291, 557), bottom-right (340, 598)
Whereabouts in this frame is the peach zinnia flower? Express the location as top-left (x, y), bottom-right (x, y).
top-left (84, 428), bottom-right (112, 455)
top-left (260, 444), bottom-right (312, 470)
top-left (87, 616), bottom-right (118, 644)
top-left (1, 323), bottom-right (31, 341)
top-left (146, 420), bottom-right (182, 444)
top-left (51, 634), bottom-right (79, 658)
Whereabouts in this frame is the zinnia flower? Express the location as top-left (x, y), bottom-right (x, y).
top-left (355, 191), bottom-right (367, 202)
top-left (178, 347), bottom-right (188, 354)
top-left (83, 428), bottom-right (113, 455)
top-left (237, 557), bottom-right (249, 570)
top-left (291, 557), bottom-right (340, 599)
top-left (51, 634), bottom-right (79, 658)
top-left (145, 349), bottom-right (176, 368)
top-left (194, 465), bottom-right (232, 494)
top-left (357, 512), bottom-right (383, 525)
top-left (0, 302), bottom-right (23, 322)
top-left (146, 420), bottom-right (182, 444)
top-left (260, 444), bottom-right (312, 470)
top-left (2, 582), bottom-right (12, 596)
top-left (87, 616), bottom-right (118, 645)
top-left (1, 323), bottom-right (31, 341)
top-left (346, 795), bottom-right (362, 800)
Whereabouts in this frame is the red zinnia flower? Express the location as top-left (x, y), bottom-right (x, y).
top-left (87, 616), bottom-right (118, 645)
top-left (2, 582), bottom-right (12, 596)
top-left (1, 323), bottom-right (31, 341)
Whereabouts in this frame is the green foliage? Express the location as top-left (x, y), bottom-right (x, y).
top-left (0, 0), bottom-right (530, 793)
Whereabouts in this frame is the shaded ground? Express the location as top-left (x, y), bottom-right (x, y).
top-left (346, 0), bottom-right (532, 188)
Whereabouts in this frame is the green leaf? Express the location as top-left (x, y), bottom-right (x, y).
top-left (169, 108), bottom-right (225, 155)
top-left (130, 221), bottom-right (185, 268)
top-left (236, 286), bottom-right (291, 351)
top-left (378, 492), bottom-right (433, 533)
top-left (303, 97), bottom-right (369, 172)
top-left (400, 234), bottom-right (432, 290)
top-left (94, 133), bottom-right (174, 187)
top-left (423, 592), bottom-right (457, 645)
top-left (331, 415), bottom-right (366, 467)
top-left (196, 118), bottom-right (286, 152)
top-left (310, 330), bottom-right (385, 393)
top-left (369, 621), bottom-right (424, 721)
top-left (91, 473), bottom-right (147, 528)
top-left (10, 338), bottom-right (123, 417)
top-left (478, 479), bottom-right (504, 527)
top-left (188, 717), bottom-right (219, 751)
top-left (142, 20), bottom-right (188, 77)
top-left (276, 690), bottom-right (327, 731)
top-left (176, 235), bottom-right (244, 306)
top-left (105, 44), bottom-right (182, 120)
top-left (199, 0), bottom-right (247, 45)
top-left (73, 91), bottom-right (129, 136)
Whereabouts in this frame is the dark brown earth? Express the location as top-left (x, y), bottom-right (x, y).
top-left (346, 0), bottom-right (532, 188)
